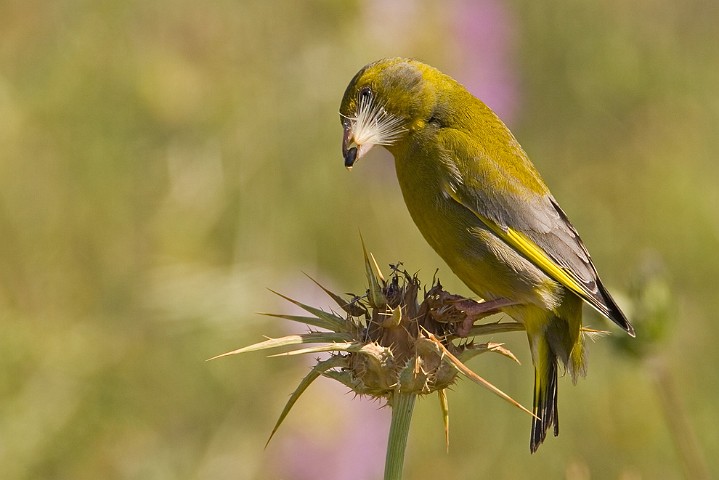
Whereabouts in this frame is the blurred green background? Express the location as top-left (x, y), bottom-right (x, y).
top-left (1, 0), bottom-right (718, 478)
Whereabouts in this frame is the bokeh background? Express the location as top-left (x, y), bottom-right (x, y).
top-left (1, 0), bottom-right (718, 478)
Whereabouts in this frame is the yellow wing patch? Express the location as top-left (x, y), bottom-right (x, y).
top-left (442, 185), bottom-right (590, 302)
top-left (503, 227), bottom-right (587, 299)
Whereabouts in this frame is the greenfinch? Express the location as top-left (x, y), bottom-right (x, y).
top-left (339, 58), bottom-right (635, 452)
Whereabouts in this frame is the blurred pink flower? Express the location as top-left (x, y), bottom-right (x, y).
top-left (451, 0), bottom-right (520, 124)
top-left (271, 383), bottom-right (390, 480)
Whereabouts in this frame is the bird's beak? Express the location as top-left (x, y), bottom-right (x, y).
top-left (342, 122), bottom-right (374, 170)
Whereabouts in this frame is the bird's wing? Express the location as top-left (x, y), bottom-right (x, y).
top-left (437, 128), bottom-right (633, 333)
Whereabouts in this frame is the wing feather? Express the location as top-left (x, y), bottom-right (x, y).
top-left (438, 128), bottom-right (634, 334)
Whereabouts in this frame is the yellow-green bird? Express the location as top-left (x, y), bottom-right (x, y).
top-left (339, 58), bottom-right (635, 452)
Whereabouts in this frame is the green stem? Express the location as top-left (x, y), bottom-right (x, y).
top-left (384, 392), bottom-right (416, 480)
top-left (648, 356), bottom-right (710, 480)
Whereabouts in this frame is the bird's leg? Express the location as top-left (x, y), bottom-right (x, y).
top-left (452, 297), bottom-right (518, 337)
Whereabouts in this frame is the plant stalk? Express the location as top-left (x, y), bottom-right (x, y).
top-left (648, 356), bottom-right (710, 480)
top-left (384, 392), bottom-right (417, 480)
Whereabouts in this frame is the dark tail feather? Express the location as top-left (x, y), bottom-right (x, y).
top-left (597, 280), bottom-right (635, 337)
top-left (530, 348), bottom-right (559, 453)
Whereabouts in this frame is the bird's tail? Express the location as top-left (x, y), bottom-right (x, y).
top-left (524, 297), bottom-right (584, 453)
top-left (529, 333), bottom-right (559, 453)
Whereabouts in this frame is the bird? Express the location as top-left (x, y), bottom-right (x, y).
top-left (338, 57), bottom-right (635, 452)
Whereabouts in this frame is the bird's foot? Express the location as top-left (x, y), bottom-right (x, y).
top-left (452, 297), bottom-right (518, 337)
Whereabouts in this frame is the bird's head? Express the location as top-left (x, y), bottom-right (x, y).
top-left (339, 58), bottom-right (437, 169)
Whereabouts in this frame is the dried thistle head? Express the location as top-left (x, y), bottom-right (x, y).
top-left (211, 242), bottom-right (532, 447)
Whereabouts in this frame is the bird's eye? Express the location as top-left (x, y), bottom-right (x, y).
top-left (358, 86), bottom-right (372, 103)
